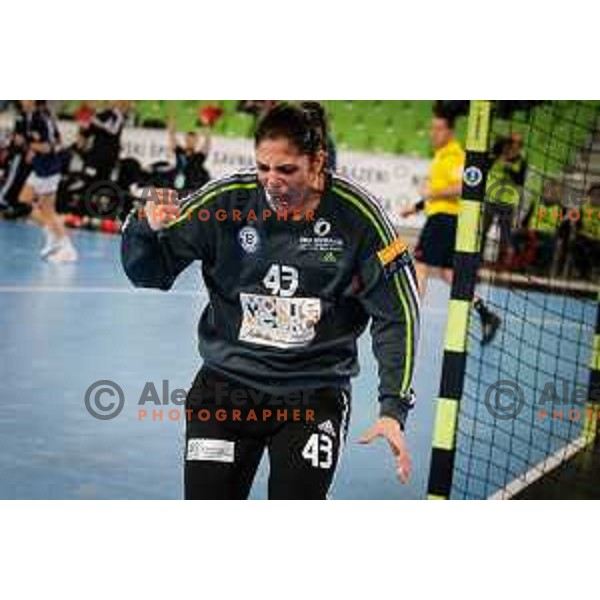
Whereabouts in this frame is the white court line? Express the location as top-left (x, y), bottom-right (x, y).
top-left (0, 285), bottom-right (587, 327)
top-left (488, 436), bottom-right (589, 500)
top-left (0, 285), bottom-right (201, 297)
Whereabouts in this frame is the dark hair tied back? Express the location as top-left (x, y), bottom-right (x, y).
top-left (255, 101), bottom-right (328, 156)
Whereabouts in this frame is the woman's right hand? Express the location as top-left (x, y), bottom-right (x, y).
top-left (144, 188), bottom-right (181, 231)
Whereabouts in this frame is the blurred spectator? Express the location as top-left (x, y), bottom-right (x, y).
top-left (54, 130), bottom-right (92, 214)
top-left (168, 119), bottom-right (211, 194)
top-left (0, 102), bottom-right (33, 216)
top-left (83, 100), bottom-right (129, 182)
top-left (572, 184), bottom-right (600, 281)
top-left (510, 179), bottom-right (567, 275)
top-left (481, 136), bottom-right (525, 265)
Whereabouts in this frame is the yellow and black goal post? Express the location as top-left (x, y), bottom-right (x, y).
top-left (427, 100), bottom-right (600, 500)
top-left (426, 100), bottom-right (492, 500)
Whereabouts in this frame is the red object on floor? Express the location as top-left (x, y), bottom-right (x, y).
top-left (64, 214), bottom-right (83, 228)
top-left (100, 219), bottom-right (120, 234)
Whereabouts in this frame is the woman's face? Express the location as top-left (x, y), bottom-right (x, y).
top-left (255, 137), bottom-right (324, 209)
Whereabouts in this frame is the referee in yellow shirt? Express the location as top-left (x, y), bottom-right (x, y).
top-left (402, 108), bottom-right (501, 345)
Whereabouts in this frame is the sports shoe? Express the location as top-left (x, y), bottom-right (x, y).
top-left (47, 240), bottom-right (78, 263)
top-left (40, 230), bottom-right (61, 258)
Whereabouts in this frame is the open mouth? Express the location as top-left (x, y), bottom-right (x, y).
top-left (267, 187), bottom-right (305, 211)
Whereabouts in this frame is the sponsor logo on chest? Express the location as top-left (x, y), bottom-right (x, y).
top-left (298, 218), bottom-right (345, 253)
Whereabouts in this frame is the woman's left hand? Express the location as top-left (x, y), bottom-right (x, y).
top-left (359, 417), bottom-right (412, 483)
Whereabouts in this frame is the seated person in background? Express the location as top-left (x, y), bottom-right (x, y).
top-left (572, 184), bottom-right (600, 281)
top-left (510, 178), bottom-right (567, 274)
top-left (167, 119), bottom-right (211, 195)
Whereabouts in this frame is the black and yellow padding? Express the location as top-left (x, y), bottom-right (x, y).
top-left (427, 101), bottom-right (492, 500)
top-left (583, 291), bottom-right (600, 446)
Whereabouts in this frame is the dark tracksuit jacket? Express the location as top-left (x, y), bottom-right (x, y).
top-left (121, 170), bottom-right (420, 427)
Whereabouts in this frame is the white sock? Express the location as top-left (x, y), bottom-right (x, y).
top-left (41, 229), bottom-right (57, 253)
top-left (44, 227), bottom-right (59, 245)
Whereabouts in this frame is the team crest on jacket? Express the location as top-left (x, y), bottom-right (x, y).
top-left (238, 226), bottom-right (260, 254)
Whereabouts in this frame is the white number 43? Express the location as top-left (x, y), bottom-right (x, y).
top-left (263, 264), bottom-right (298, 297)
top-left (301, 433), bottom-right (333, 469)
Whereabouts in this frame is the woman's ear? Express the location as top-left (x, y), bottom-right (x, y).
top-left (312, 149), bottom-right (326, 174)
top-left (308, 150), bottom-right (327, 192)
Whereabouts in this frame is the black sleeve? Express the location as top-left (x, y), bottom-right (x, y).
top-left (96, 110), bottom-right (110, 124)
top-left (354, 233), bottom-right (420, 428)
top-left (120, 200), bottom-right (212, 290)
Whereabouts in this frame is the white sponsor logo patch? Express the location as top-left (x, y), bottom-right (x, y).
top-left (298, 236), bottom-right (344, 253)
top-left (238, 226), bottom-right (260, 254)
top-left (187, 438), bottom-right (235, 463)
top-left (239, 293), bottom-right (321, 349)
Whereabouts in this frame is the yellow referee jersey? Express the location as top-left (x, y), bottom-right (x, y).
top-left (425, 138), bottom-right (465, 217)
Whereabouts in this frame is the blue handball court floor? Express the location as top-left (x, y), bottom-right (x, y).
top-left (0, 220), bottom-right (453, 499)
